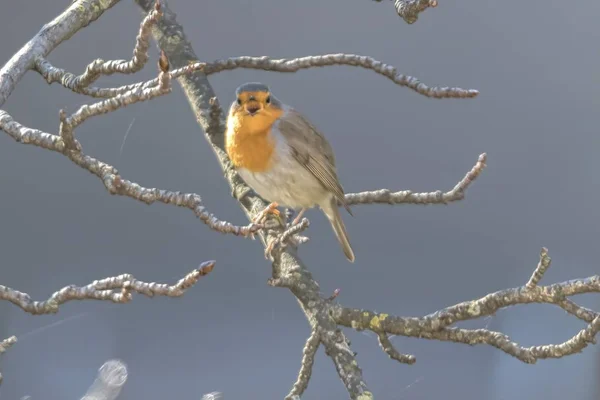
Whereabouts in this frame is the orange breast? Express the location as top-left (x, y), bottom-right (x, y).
top-left (226, 125), bottom-right (276, 173)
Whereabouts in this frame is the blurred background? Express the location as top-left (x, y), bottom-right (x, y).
top-left (1, 0), bottom-right (599, 399)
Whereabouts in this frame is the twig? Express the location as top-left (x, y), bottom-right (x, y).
top-left (0, 261), bottom-right (215, 315)
top-left (199, 54), bottom-right (477, 99)
top-left (285, 331), bottom-right (321, 400)
top-left (0, 111), bottom-right (260, 237)
top-left (134, 0), bottom-right (481, 398)
top-left (0, 0), bottom-right (120, 107)
top-left (59, 50), bottom-right (172, 152)
top-left (526, 247), bottom-right (551, 289)
top-left (393, 0), bottom-right (438, 24)
top-left (265, 218), bottom-right (310, 260)
top-left (333, 248), bottom-right (600, 364)
top-left (0, 336), bottom-right (17, 385)
top-left (344, 153), bottom-right (486, 205)
top-left (34, 1), bottom-right (162, 90)
top-left (57, 52), bottom-right (478, 100)
top-left (0, 336), bottom-right (17, 354)
top-left (413, 322), bottom-right (600, 364)
top-left (377, 333), bottom-right (416, 364)
top-left (0, 51), bottom-right (261, 238)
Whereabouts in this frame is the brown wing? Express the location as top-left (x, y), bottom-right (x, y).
top-left (277, 108), bottom-right (352, 215)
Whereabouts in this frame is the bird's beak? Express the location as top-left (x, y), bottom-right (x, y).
top-left (245, 103), bottom-right (261, 116)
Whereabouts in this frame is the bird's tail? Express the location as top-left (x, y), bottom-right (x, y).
top-left (322, 197), bottom-right (355, 263)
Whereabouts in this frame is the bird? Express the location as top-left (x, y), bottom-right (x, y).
top-left (225, 82), bottom-right (355, 262)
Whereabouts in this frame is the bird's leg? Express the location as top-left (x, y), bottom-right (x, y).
top-left (252, 202), bottom-right (281, 225)
top-left (264, 240), bottom-right (277, 260)
top-left (292, 208), bottom-right (306, 225)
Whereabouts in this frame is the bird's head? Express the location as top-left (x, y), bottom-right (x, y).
top-left (229, 82), bottom-right (283, 135)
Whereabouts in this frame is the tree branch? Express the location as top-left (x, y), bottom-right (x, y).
top-left (61, 53), bottom-right (478, 100)
top-left (345, 153), bottom-right (486, 206)
top-left (134, 0), bottom-right (483, 398)
top-left (377, 332), bottom-right (415, 364)
top-left (0, 260), bottom-right (215, 315)
top-left (333, 248), bottom-right (600, 364)
top-left (198, 55), bottom-right (477, 99)
top-left (0, 0), bottom-right (121, 107)
top-left (0, 6), bottom-right (262, 238)
top-left (34, 1), bottom-right (162, 91)
top-left (4, 1), bottom-right (594, 399)
top-left (0, 336), bottom-right (18, 385)
top-left (285, 330), bottom-right (321, 400)
top-left (374, 0), bottom-right (439, 24)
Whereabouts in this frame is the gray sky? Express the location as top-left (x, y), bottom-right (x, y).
top-left (1, 0), bottom-right (600, 399)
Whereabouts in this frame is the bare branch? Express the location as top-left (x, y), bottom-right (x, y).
top-left (558, 299), bottom-right (598, 323)
top-left (199, 54), bottom-right (477, 99)
top-left (81, 359), bottom-right (128, 400)
top-left (0, 336), bottom-right (17, 354)
top-left (285, 330), bottom-right (321, 400)
top-left (394, 0), bottom-right (438, 24)
top-left (48, 51), bottom-right (478, 100)
top-left (374, 0), bottom-right (438, 24)
top-left (0, 111), bottom-right (260, 237)
top-left (0, 0), bottom-right (120, 107)
top-left (0, 336), bottom-right (17, 385)
top-left (34, 3), bottom-right (162, 91)
top-left (345, 153), bottom-right (487, 206)
top-left (2, 45), bottom-right (262, 238)
top-left (58, 54), bottom-right (172, 151)
top-left (321, 328), bottom-right (373, 400)
top-left (0, 261), bottom-right (215, 315)
top-left (333, 249), bottom-right (600, 364)
top-left (413, 321), bottom-right (600, 364)
top-left (134, 0), bottom-right (480, 398)
top-left (526, 247), bottom-right (551, 289)
top-left (265, 218), bottom-right (311, 260)
top-left (377, 333), bottom-right (415, 365)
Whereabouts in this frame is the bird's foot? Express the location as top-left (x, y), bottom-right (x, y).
top-left (253, 202), bottom-right (284, 228)
top-left (263, 217), bottom-right (311, 261)
top-left (291, 208), bottom-right (306, 226)
top-left (264, 240), bottom-right (277, 260)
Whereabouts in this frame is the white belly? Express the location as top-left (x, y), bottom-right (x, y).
top-left (237, 131), bottom-right (328, 209)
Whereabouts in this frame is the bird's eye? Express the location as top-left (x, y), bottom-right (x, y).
top-left (266, 96), bottom-right (271, 104)
top-left (237, 98), bottom-right (242, 105)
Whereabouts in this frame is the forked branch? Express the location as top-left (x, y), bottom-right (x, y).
top-left (333, 249), bottom-right (600, 364)
top-left (64, 53), bottom-right (477, 100)
top-left (1, 1), bottom-right (595, 399)
top-left (0, 4), bottom-right (262, 238)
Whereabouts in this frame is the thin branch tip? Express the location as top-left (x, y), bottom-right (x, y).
top-left (285, 331), bottom-right (321, 399)
top-left (526, 247), bottom-right (552, 289)
top-left (345, 152), bottom-right (486, 206)
top-left (377, 332), bottom-right (416, 365)
top-left (1, 262), bottom-right (215, 315)
top-left (199, 260), bottom-right (216, 274)
top-left (198, 54), bottom-right (477, 99)
top-left (0, 336), bottom-right (17, 353)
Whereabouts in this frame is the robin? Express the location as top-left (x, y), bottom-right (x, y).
top-left (225, 82), bottom-right (355, 262)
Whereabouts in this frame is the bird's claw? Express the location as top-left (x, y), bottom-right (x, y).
top-left (253, 202), bottom-right (284, 227)
top-left (264, 240), bottom-right (277, 260)
top-left (263, 218), bottom-right (311, 260)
